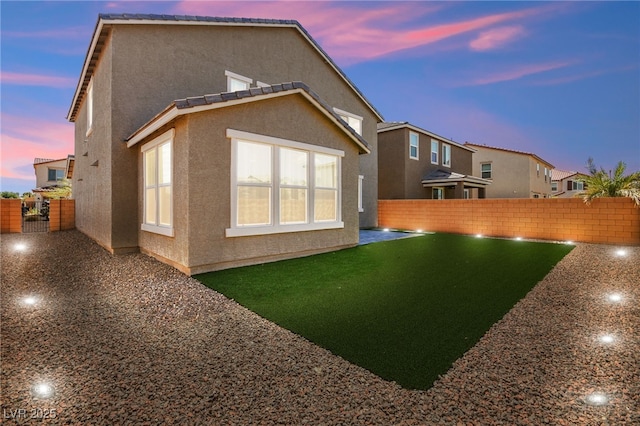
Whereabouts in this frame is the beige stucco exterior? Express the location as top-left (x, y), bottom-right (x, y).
top-left (33, 158), bottom-right (67, 189)
top-left (68, 15), bottom-right (380, 269)
top-left (467, 144), bottom-right (554, 198)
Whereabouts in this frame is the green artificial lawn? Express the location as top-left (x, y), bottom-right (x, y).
top-left (196, 233), bottom-right (573, 390)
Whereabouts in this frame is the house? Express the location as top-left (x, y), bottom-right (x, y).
top-left (551, 169), bottom-right (588, 198)
top-left (377, 122), bottom-right (490, 199)
top-left (465, 143), bottom-right (554, 199)
top-left (66, 14), bottom-right (383, 275)
top-left (32, 155), bottom-right (74, 200)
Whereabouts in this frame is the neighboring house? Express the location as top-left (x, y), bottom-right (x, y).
top-left (67, 14), bottom-right (383, 275)
top-left (32, 156), bottom-right (74, 200)
top-left (378, 122), bottom-right (490, 199)
top-left (465, 143), bottom-right (554, 199)
top-left (551, 170), bottom-right (588, 198)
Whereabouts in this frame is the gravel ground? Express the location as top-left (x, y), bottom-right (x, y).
top-left (1, 230), bottom-right (638, 425)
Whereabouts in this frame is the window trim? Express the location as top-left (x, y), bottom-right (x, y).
top-left (431, 140), bottom-right (439, 164)
top-left (226, 129), bottom-right (344, 238)
top-left (409, 131), bottom-right (419, 160)
top-left (333, 107), bottom-right (363, 136)
top-left (433, 187), bottom-right (444, 200)
top-left (442, 143), bottom-right (451, 168)
top-left (141, 129), bottom-right (174, 237)
top-left (86, 78), bottom-right (93, 136)
top-left (48, 168), bottom-right (64, 182)
top-left (358, 175), bottom-right (364, 212)
top-left (481, 162), bottom-right (492, 179)
top-left (225, 70), bottom-right (252, 92)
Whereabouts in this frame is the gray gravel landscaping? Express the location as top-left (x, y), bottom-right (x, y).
top-left (1, 230), bottom-right (638, 424)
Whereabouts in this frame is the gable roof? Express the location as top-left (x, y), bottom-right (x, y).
top-left (464, 142), bottom-right (554, 168)
top-left (421, 169), bottom-right (491, 188)
top-left (67, 13), bottom-right (383, 123)
top-left (551, 169), bottom-right (588, 181)
top-left (378, 121), bottom-right (474, 153)
top-left (126, 81), bottom-right (370, 154)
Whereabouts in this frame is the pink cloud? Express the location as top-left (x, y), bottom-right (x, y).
top-left (1, 71), bottom-right (76, 88)
top-left (458, 61), bottom-right (574, 86)
top-left (469, 26), bottom-right (526, 51)
top-left (1, 114), bottom-right (74, 180)
top-left (532, 64), bottom-right (639, 86)
top-left (172, 1), bottom-right (555, 65)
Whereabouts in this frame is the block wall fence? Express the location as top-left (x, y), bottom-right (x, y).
top-left (379, 198), bottom-right (640, 245)
top-left (0, 199), bottom-right (75, 234)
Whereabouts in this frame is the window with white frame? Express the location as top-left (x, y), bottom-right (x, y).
top-left (358, 175), bottom-right (364, 212)
top-left (551, 181), bottom-right (558, 192)
top-left (431, 140), bottom-right (438, 164)
top-left (226, 70), bottom-right (252, 92)
top-left (409, 131), bottom-right (419, 160)
top-left (481, 163), bottom-right (492, 179)
top-left (142, 129), bottom-right (173, 236)
top-left (464, 189), bottom-right (470, 199)
top-left (48, 168), bottom-right (64, 182)
top-left (544, 167), bottom-right (548, 182)
top-left (442, 143), bottom-right (451, 167)
top-left (227, 129), bottom-right (343, 237)
top-left (333, 108), bottom-right (363, 136)
top-left (433, 187), bottom-right (444, 200)
top-left (86, 79), bottom-right (93, 135)
top-left (536, 163), bottom-right (540, 177)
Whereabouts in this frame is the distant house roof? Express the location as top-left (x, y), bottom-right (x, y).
top-left (126, 81), bottom-right (371, 154)
top-left (464, 142), bottom-right (554, 168)
top-left (378, 121), bottom-right (474, 152)
top-left (421, 169), bottom-right (491, 189)
top-left (551, 169), bottom-right (587, 181)
top-left (67, 13), bottom-right (383, 123)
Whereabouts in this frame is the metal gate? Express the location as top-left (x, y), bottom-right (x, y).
top-left (22, 199), bottom-right (50, 233)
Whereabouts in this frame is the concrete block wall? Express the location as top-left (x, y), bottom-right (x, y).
top-left (379, 198), bottom-right (639, 245)
top-left (0, 199), bottom-right (22, 233)
top-left (49, 200), bottom-right (76, 232)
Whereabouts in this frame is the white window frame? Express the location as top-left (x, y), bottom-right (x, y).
top-left (537, 163), bottom-right (540, 177)
top-left (225, 70), bottom-right (252, 92)
top-left (141, 129), bottom-right (174, 237)
top-left (481, 163), bottom-right (492, 179)
top-left (226, 129), bottom-right (344, 237)
top-left (431, 140), bottom-right (439, 164)
top-left (358, 175), bottom-right (364, 212)
top-left (433, 187), bottom-right (444, 200)
top-left (86, 78), bottom-right (93, 136)
top-left (333, 107), bottom-right (363, 136)
top-left (463, 189), bottom-right (470, 199)
top-left (551, 181), bottom-right (558, 192)
top-left (409, 131), bottom-right (419, 160)
top-left (442, 143), bottom-right (451, 168)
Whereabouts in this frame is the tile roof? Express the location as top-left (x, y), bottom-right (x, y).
top-left (377, 121), bottom-right (474, 152)
top-left (551, 169), bottom-right (587, 181)
top-left (67, 13), bottom-right (383, 122)
top-left (464, 142), bottom-right (554, 168)
top-left (126, 81), bottom-right (370, 154)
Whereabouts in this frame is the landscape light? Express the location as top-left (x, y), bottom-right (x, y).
top-left (23, 296), bottom-right (37, 306)
top-left (416, 229), bottom-right (422, 233)
top-left (607, 293), bottom-right (623, 303)
top-left (32, 383), bottom-right (54, 399)
top-left (565, 241), bottom-right (573, 245)
top-left (585, 392), bottom-right (609, 406)
top-left (515, 237), bottom-right (522, 241)
top-left (383, 228), bottom-right (389, 232)
top-left (475, 234), bottom-right (483, 238)
top-left (615, 249), bottom-right (627, 257)
top-left (599, 334), bottom-right (615, 344)
top-left (14, 243), bottom-right (27, 252)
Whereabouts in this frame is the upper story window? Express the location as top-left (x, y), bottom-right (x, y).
top-left (226, 70), bottom-right (252, 92)
top-left (333, 108), bottom-right (363, 136)
top-left (551, 181), bottom-right (558, 192)
top-left (86, 79), bottom-right (93, 135)
top-left (536, 163), bottom-right (540, 177)
top-left (431, 140), bottom-right (439, 164)
top-left (227, 129), bottom-right (344, 237)
top-left (142, 129), bottom-right (174, 237)
top-left (48, 168), bottom-right (64, 182)
top-left (544, 167), bottom-right (548, 182)
top-left (481, 163), bottom-right (492, 179)
top-left (409, 131), bottom-right (419, 160)
top-left (442, 143), bottom-right (451, 167)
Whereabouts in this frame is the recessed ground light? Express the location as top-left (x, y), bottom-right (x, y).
top-left (565, 241), bottom-right (574, 245)
top-left (585, 392), bottom-right (609, 406)
top-left (32, 383), bottom-right (54, 399)
top-left (14, 243), bottom-right (27, 252)
top-left (383, 228), bottom-right (389, 232)
top-left (515, 237), bottom-right (522, 241)
top-left (615, 249), bottom-right (627, 257)
top-left (599, 334), bottom-right (615, 344)
top-left (476, 234), bottom-right (483, 238)
top-left (607, 293), bottom-right (623, 303)
top-left (416, 229), bottom-right (423, 233)
top-left (23, 296), bottom-right (37, 306)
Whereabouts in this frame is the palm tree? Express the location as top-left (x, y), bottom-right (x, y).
top-left (579, 158), bottom-right (640, 206)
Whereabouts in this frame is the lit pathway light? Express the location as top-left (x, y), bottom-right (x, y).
top-left (615, 249), bottom-right (627, 257)
top-left (22, 295), bottom-right (38, 306)
top-left (515, 237), bottom-right (522, 241)
top-left (607, 293), bottom-right (623, 303)
top-left (32, 382), bottom-right (55, 399)
top-left (475, 234), bottom-right (483, 238)
top-left (14, 242), bottom-right (27, 252)
top-left (383, 228), bottom-right (389, 232)
top-left (584, 392), bottom-right (609, 406)
top-left (598, 334), bottom-right (615, 344)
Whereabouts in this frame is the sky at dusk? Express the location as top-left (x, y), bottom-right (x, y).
top-left (1, 0), bottom-right (639, 194)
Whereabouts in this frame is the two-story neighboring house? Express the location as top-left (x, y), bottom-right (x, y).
top-left (66, 14), bottom-right (383, 275)
top-left (32, 156), bottom-right (74, 200)
top-left (465, 143), bottom-right (554, 199)
top-left (551, 170), bottom-right (588, 198)
top-left (378, 122), bottom-right (490, 199)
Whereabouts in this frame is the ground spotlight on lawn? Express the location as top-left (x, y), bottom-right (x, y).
top-left (416, 229), bottom-right (423, 233)
top-left (584, 392), bottom-right (609, 406)
top-left (475, 234), bottom-right (483, 238)
top-left (32, 382), bottom-right (54, 399)
top-left (515, 237), bottom-right (522, 241)
top-left (565, 240), bottom-right (574, 245)
top-left (14, 242), bottom-right (28, 252)
top-left (607, 293), bottom-right (623, 303)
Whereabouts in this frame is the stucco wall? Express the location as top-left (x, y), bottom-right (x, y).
top-left (379, 198), bottom-right (640, 245)
top-left (34, 159), bottom-right (67, 188)
top-left (136, 94), bottom-right (362, 274)
top-left (471, 147), bottom-right (531, 198)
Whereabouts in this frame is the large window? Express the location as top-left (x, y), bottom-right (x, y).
top-left (433, 187), bottom-right (444, 200)
top-left (481, 163), bottom-right (492, 179)
top-left (409, 132), bottom-right (419, 160)
top-left (431, 140), bottom-right (439, 164)
top-left (142, 129), bottom-right (173, 236)
top-left (86, 79), bottom-right (93, 135)
top-left (226, 70), bottom-right (252, 92)
top-left (442, 143), bottom-right (451, 167)
top-left (227, 129), bottom-right (343, 237)
top-left (334, 108), bottom-right (363, 135)
top-left (48, 168), bottom-right (64, 182)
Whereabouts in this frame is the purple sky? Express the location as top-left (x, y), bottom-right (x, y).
top-left (2, 1), bottom-right (639, 194)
